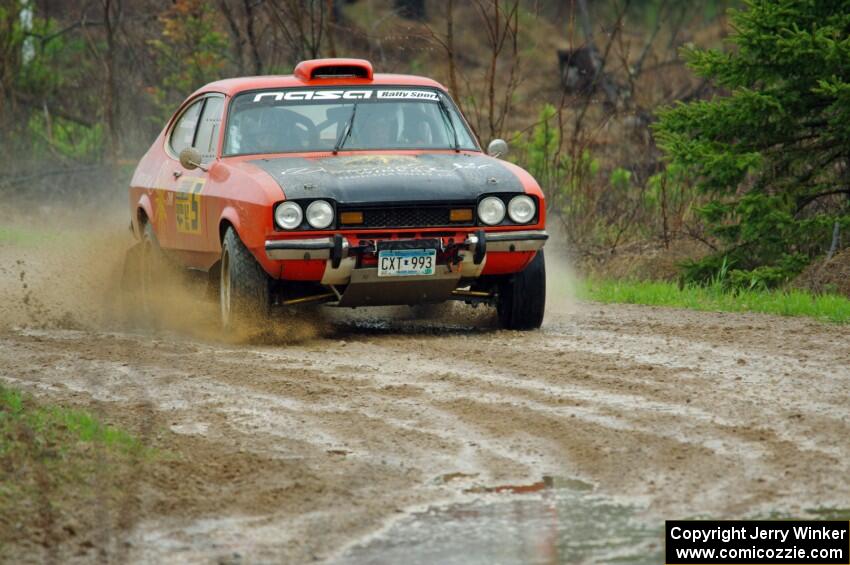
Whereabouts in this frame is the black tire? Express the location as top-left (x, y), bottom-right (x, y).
top-left (496, 249), bottom-right (546, 330)
top-left (220, 227), bottom-right (270, 331)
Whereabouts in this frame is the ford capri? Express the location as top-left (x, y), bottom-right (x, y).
top-left (128, 58), bottom-right (548, 330)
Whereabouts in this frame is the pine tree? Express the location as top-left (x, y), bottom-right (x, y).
top-left (654, 0), bottom-right (850, 288)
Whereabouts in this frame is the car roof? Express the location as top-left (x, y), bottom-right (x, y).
top-left (195, 59), bottom-right (446, 98)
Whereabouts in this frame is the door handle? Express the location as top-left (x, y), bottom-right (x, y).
top-left (173, 170), bottom-right (182, 179)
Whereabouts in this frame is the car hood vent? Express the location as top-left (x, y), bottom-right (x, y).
top-left (294, 58), bottom-right (374, 81)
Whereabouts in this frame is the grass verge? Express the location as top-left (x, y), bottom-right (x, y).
top-left (0, 385), bottom-right (147, 556)
top-left (578, 279), bottom-right (850, 324)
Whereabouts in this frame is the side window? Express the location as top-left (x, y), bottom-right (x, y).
top-left (194, 96), bottom-right (224, 162)
top-left (169, 99), bottom-right (203, 155)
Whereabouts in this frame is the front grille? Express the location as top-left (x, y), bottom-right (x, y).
top-left (342, 205), bottom-right (474, 229)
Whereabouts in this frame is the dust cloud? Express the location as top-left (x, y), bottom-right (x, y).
top-left (0, 202), bottom-right (328, 344)
top-left (0, 209), bottom-right (130, 331)
top-left (0, 195), bottom-right (572, 341)
top-left (543, 225), bottom-right (579, 317)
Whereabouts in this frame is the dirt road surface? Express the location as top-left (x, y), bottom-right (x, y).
top-left (1, 224), bottom-right (849, 563)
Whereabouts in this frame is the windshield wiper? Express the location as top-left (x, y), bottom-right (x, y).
top-left (437, 94), bottom-right (460, 153)
top-left (333, 102), bottom-right (358, 154)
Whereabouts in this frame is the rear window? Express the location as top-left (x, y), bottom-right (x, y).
top-left (170, 100), bottom-right (203, 155)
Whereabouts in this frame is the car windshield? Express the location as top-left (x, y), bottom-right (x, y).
top-left (223, 87), bottom-right (478, 155)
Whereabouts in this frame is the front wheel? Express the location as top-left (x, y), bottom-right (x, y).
top-left (220, 227), bottom-right (270, 331)
top-left (496, 249), bottom-right (546, 330)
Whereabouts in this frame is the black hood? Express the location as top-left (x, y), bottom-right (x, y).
top-left (249, 153), bottom-right (525, 204)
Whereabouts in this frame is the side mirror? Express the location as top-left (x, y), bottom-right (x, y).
top-left (487, 139), bottom-right (509, 158)
top-left (179, 147), bottom-right (203, 170)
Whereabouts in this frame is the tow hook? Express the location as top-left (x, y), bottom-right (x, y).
top-left (331, 234), bottom-right (345, 268)
top-left (473, 229), bottom-right (486, 265)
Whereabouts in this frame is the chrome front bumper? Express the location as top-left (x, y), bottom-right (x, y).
top-left (265, 230), bottom-right (548, 285)
top-left (264, 230), bottom-right (548, 261)
top-left (265, 235), bottom-right (349, 261)
top-left (482, 230), bottom-right (550, 252)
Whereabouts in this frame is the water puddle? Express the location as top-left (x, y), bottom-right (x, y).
top-left (336, 476), bottom-right (662, 564)
top-left (465, 476), bottom-right (595, 495)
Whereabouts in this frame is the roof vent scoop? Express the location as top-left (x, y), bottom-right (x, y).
top-left (294, 58), bottom-right (373, 81)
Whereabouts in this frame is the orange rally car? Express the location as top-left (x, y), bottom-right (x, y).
top-left (128, 58), bottom-right (548, 330)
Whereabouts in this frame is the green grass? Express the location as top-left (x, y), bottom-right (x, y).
top-left (0, 385), bottom-right (141, 456)
top-left (578, 279), bottom-right (850, 324)
top-left (0, 385), bottom-right (150, 552)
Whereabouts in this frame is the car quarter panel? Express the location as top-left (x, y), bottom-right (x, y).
top-left (129, 138), bottom-right (164, 239)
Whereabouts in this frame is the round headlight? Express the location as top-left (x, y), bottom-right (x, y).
top-left (305, 200), bottom-right (334, 229)
top-left (508, 195), bottom-right (536, 223)
top-left (275, 201), bottom-right (303, 230)
top-left (477, 196), bottom-right (506, 226)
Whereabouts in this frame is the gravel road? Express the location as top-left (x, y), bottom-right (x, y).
top-left (1, 227), bottom-right (849, 563)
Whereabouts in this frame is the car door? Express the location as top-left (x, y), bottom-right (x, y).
top-left (156, 93), bottom-right (223, 268)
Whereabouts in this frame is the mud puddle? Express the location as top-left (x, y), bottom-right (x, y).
top-left (334, 477), bottom-right (662, 565)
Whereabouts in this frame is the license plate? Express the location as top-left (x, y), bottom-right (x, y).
top-left (377, 249), bottom-right (436, 277)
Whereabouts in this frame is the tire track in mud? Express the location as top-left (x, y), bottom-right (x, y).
top-left (1, 303), bottom-right (849, 562)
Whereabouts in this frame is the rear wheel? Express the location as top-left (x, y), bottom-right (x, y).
top-left (220, 227), bottom-right (270, 331)
top-left (496, 249), bottom-right (546, 330)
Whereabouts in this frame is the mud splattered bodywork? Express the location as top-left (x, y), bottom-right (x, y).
top-left (128, 58), bottom-right (547, 327)
top-left (249, 153), bottom-right (526, 202)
